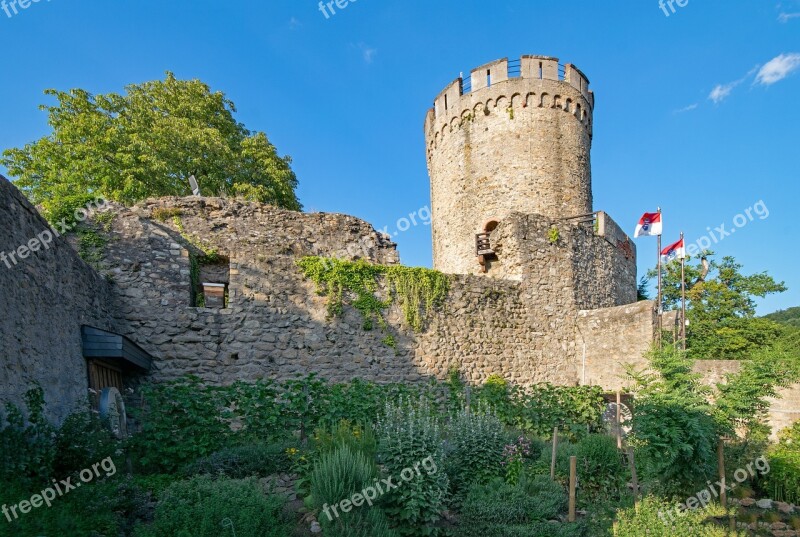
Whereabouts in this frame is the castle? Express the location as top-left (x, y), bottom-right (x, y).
top-left (10, 55), bottom-right (780, 429)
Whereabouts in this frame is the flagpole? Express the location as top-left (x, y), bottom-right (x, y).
top-left (680, 231), bottom-right (686, 352)
top-left (657, 207), bottom-right (663, 345)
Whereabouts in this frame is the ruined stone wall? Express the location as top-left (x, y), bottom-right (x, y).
top-left (93, 198), bottom-right (580, 387)
top-left (0, 178), bottom-right (119, 424)
top-left (488, 212), bottom-right (637, 308)
top-left (576, 301), bottom-right (657, 390)
top-left (425, 56), bottom-right (594, 276)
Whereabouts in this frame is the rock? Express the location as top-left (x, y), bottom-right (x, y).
top-left (757, 499), bottom-right (774, 509)
top-left (310, 521), bottom-right (322, 533)
top-left (740, 498), bottom-right (756, 507)
top-left (777, 501), bottom-right (795, 514)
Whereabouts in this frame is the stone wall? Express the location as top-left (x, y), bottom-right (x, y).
top-left (425, 55), bottom-right (594, 276)
top-left (94, 197), bottom-right (582, 387)
top-left (576, 301), bottom-right (657, 390)
top-left (694, 360), bottom-right (800, 439)
top-left (489, 212), bottom-right (637, 308)
top-left (0, 178), bottom-right (120, 424)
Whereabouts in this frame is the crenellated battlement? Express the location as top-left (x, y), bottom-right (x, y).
top-left (425, 55), bottom-right (594, 149)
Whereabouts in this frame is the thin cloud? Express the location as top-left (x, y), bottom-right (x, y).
top-left (709, 81), bottom-right (741, 104)
top-left (755, 53), bottom-right (800, 85)
top-left (674, 103), bottom-right (699, 114)
top-left (778, 12), bottom-right (800, 22)
top-left (289, 17), bottom-right (301, 29)
top-left (359, 43), bottom-right (377, 64)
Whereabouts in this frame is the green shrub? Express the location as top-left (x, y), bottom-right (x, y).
top-left (763, 422), bottom-right (800, 503)
top-left (133, 476), bottom-right (291, 537)
top-left (311, 444), bottom-right (396, 537)
top-left (614, 495), bottom-right (742, 536)
top-left (54, 410), bottom-right (121, 477)
top-left (574, 434), bottom-right (626, 496)
top-left (444, 407), bottom-right (506, 505)
top-left (184, 441), bottom-right (294, 478)
top-left (0, 386), bottom-right (56, 485)
top-left (313, 419), bottom-right (377, 458)
top-left (376, 398), bottom-right (449, 536)
top-left (459, 475), bottom-right (570, 537)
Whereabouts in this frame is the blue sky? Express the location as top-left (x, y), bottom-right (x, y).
top-left (1, 0), bottom-right (798, 314)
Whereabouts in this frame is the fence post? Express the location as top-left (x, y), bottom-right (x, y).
top-left (551, 426), bottom-right (559, 481)
top-left (718, 438), bottom-right (727, 508)
top-left (569, 455), bottom-right (577, 522)
top-left (627, 447), bottom-right (639, 508)
top-left (616, 390), bottom-right (622, 449)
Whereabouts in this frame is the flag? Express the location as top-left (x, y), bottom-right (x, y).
top-left (634, 212), bottom-right (662, 237)
top-left (660, 238), bottom-right (685, 263)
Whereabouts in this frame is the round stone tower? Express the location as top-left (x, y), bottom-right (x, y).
top-left (424, 55), bottom-right (595, 275)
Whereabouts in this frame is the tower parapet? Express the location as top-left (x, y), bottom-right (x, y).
top-left (425, 55), bottom-right (595, 276)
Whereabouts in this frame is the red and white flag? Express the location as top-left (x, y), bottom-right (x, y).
top-left (660, 238), bottom-right (685, 263)
top-left (634, 212), bottom-right (662, 238)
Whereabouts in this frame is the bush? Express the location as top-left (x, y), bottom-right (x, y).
top-left (54, 410), bottom-right (121, 477)
top-left (133, 476), bottom-right (291, 537)
top-left (313, 419), bottom-right (377, 458)
top-left (574, 434), bottom-right (626, 496)
top-left (184, 441), bottom-right (294, 478)
top-left (614, 495), bottom-right (742, 536)
top-left (0, 386), bottom-right (56, 485)
top-left (376, 398), bottom-right (449, 536)
top-left (444, 407), bottom-right (506, 505)
top-left (311, 444), bottom-right (396, 537)
top-left (763, 422), bottom-right (800, 503)
top-left (459, 475), bottom-right (571, 537)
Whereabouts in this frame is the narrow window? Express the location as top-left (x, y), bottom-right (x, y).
top-left (539, 62), bottom-right (543, 79)
top-left (487, 69), bottom-right (492, 87)
top-left (444, 94), bottom-right (448, 110)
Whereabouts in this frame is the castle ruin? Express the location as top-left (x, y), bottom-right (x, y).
top-left (2, 55), bottom-right (672, 424)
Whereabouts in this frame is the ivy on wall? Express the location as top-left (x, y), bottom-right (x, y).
top-left (296, 257), bottom-right (450, 338)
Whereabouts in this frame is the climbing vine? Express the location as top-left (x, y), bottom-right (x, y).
top-left (296, 257), bottom-right (450, 338)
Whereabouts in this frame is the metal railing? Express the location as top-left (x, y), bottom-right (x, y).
top-left (459, 60), bottom-right (567, 95)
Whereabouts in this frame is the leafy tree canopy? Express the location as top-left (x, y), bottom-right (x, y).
top-left (648, 254), bottom-right (788, 360)
top-left (2, 72), bottom-right (301, 222)
top-left (765, 306), bottom-right (800, 328)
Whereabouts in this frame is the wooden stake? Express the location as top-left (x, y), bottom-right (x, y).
top-left (551, 426), bottom-right (559, 481)
top-left (718, 438), bottom-right (727, 508)
top-left (627, 447), bottom-right (639, 508)
top-left (569, 455), bottom-right (577, 522)
top-left (616, 391), bottom-right (622, 449)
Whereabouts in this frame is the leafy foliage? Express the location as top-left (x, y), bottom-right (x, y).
top-left (763, 422), bottom-right (800, 504)
top-left (0, 385), bottom-right (57, 486)
top-left (133, 476), bottom-right (291, 537)
top-left (614, 495), bottom-right (741, 536)
top-left (458, 475), bottom-right (578, 537)
top-left (376, 398), bottom-right (449, 536)
top-left (651, 254), bottom-right (787, 359)
top-left (443, 407), bottom-right (506, 505)
top-left (183, 441), bottom-right (295, 479)
top-left (297, 257), bottom-right (450, 334)
top-left (764, 306), bottom-right (800, 328)
top-left (626, 346), bottom-right (719, 496)
top-left (311, 444), bottom-right (396, 537)
top-left (574, 434), bottom-right (627, 497)
top-left (2, 72), bottom-right (301, 223)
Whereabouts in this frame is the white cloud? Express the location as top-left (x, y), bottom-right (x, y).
top-left (708, 81), bottom-right (741, 104)
top-left (359, 44), bottom-right (377, 64)
top-left (755, 53), bottom-right (800, 85)
top-left (778, 12), bottom-right (800, 22)
top-left (674, 103), bottom-right (698, 114)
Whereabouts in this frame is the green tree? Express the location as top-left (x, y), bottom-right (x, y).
top-left (649, 254), bottom-right (787, 359)
top-left (2, 73), bottom-right (301, 222)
